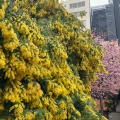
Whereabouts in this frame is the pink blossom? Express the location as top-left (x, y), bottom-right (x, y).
top-left (91, 40), bottom-right (120, 99)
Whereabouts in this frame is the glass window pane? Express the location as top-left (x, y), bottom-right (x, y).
top-left (83, 20), bottom-right (86, 26)
top-left (78, 2), bottom-right (81, 7)
top-left (70, 4), bottom-right (72, 9)
top-left (73, 3), bottom-right (77, 8)
top-left (82, 1), bottom-right (85, 6)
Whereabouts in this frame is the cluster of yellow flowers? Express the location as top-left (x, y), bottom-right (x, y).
top-left (4, 53), bottom-right (26, 81)
top-left (25, 112), bottom-right (36, 120)
top-left (0, 21), bottom-right (19, 52)
top-left (0, 0), bottom-right (8, 19)
top-left (0, 8), bottom-right (5, 19)
top-left (20, 42), bottom-right (39, 63)
top-left (0, 48), bottom-right (6, 69)
top-left (52, 17), bottom-right (106, 85)
top-left (4, 81), bottom-right (22, 102)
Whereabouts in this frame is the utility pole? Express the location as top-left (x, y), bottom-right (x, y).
top-left (100, 95), bottom-right (104, 116)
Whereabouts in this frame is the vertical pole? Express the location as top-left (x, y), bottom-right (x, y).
top-left (100, 95), bottom-right (104, 116)
top-left (67, 101), bottom-right (68, 120)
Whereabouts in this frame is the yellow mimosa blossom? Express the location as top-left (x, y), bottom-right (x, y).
top-left (25, 112), bottom-right (35, 120)
top-left (13, 6), bottom-right (18, 12)
top-left (0, 59), bottom-right (5, 68)
top-left (0, 9), bottom-right (5, 19)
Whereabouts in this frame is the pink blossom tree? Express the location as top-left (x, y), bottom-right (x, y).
top-left (91, 40), bottom-right (120, 112)
top-left (92, 40), bottom-right (120, 98)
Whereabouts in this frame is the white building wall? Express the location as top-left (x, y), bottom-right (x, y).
top-left (62, 0), bottom-right (91, 29)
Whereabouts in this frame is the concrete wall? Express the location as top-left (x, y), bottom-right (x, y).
top-left (108, 103), bottom-right (120, 120)
top-left (108, 112), bottom-right (120, 120)
top-left (62, 0), bottom-right (91, 29)
top-left (116, 102), bottom-right (120, 112)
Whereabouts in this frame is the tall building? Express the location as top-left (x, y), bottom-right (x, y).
top-left (91, 4), bottom-right (117, 41)
top-left (109, 0), bottom-right (120, 42)
top-left (62, 0), bottom-right (91, 29)
top-left (108, 0), bottom-right (113, 4)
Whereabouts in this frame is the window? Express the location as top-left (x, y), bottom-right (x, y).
top-left (78, 2), bottom-right (82, 7)
top-left (81, 10), bottom-right (86, 16)
top-left (77, 11), bottom-right (81, 17)
top-left (70, 4), bottom-right (72, 9)
top-left (82, 20), bottom-right (86, 26)
top-left (69, 1), bottom-right (85, 9)
top-left (78, 10), bottom-right (86, 17)
top-left (81, 1), bottom-right (85, 6)
top-left (72, 3), bottom-right (77, 8)
top-left (72, 10), bottom-right (86, 18)
top-left (70, 3), bottom-right (77, 9)
top-left (72, 12), bottom-right (78, 17)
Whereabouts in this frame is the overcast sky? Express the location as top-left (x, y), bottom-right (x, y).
top-left (90, 0), bottom-right (108, 6)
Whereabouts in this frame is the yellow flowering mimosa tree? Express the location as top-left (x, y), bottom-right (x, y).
top-left (0, 0), bottom-right (107, 120)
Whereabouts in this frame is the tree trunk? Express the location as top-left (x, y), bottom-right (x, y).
top-left (100, 95), bottom-right (104, 115)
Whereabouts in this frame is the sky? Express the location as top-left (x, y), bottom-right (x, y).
top-left (90, 0), bottom-right (108, 6)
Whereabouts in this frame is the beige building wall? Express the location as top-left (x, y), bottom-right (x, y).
top-left (62, 0), bottom-right (91, 29)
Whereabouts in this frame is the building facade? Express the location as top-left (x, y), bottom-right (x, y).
top-left (109, 0), bottom-right (120, 42)
top-left (91, 4), bottom-right (117, 41)
top-left (108, 0), bottom-right (113, 4)
top-left (62, 0), bottom-right (91, 29)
